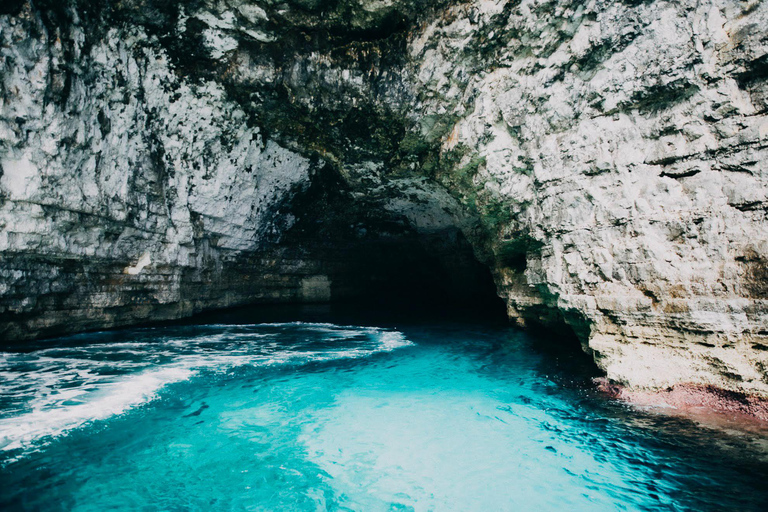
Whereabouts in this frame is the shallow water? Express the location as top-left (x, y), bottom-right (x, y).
top-left (1, 307), bottom-right (767, 511)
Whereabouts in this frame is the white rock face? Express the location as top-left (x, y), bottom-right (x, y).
top-left (0, 6), bottom-right (314, 338)
top-left (406, 0), bottom-right (768, 395)
top-left (0, 21), bottom-right (311, 259)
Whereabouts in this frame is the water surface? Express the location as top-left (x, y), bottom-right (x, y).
top-left (1, 306), bottom-right (767, 510)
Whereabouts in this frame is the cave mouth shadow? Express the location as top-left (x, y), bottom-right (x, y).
top-left (316, 224), bottom-right (508, 321)
top-left (264, 165), bottom-right (509, 323)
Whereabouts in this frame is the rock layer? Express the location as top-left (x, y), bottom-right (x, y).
top-left (1, 0), bottom-right (767, 397)
top-left (407, 0), bottom-right (768, 397)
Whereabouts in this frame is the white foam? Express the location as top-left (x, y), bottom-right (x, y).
top-left (377, 331), bottom-right (413, 350)
top-left (0, 323), bottom-right (412, 457)
top-left (0, 366), bottom-right (194, 454)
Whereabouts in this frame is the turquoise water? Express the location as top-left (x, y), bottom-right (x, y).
top-left (1, 308), bottom-right (767, 511)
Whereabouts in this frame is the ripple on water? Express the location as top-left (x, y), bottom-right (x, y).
top-left (0, 321), bottom-right (766, 511)
top-left (0, 323), bottom-right (410, 457)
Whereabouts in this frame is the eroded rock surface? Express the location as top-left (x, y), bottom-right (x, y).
top-left (406, 0), bottom-right (768, 397)
top-left (1, 0), bottom-right (767, 397)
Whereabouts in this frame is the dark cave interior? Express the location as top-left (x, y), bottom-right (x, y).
top-left (273, 165), bottom-right (508, 318)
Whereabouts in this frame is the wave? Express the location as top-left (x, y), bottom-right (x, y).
top-left (0, 366), bottom-right (193, 453)
top-left (0, 323), bottom-right (412, 459)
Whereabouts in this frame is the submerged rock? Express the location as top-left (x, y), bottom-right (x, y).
top-left (1, 0), bottom-right (767, 400)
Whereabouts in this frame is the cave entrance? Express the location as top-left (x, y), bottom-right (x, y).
top-left (272, 165), bottom-right (507, 320)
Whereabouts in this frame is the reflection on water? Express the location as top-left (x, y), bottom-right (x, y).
top-left (0, 306), bottom-right (766, 511)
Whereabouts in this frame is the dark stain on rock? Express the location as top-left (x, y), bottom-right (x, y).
top-left (737, 249), bottom-right (768, 298)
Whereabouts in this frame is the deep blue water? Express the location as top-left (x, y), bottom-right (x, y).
top-left (1, 306), bottom-right (767, 511)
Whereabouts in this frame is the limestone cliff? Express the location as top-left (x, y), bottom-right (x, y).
top-left (1, 0), bottom-right (767, 399)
